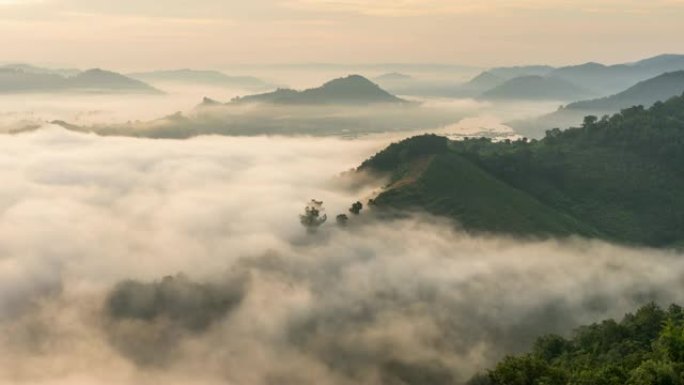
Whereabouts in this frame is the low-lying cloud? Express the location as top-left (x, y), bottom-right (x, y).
top-left (0, 126), bottom-right (683, 385)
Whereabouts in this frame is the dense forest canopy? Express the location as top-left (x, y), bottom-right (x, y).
top-left (360, 93), bottom-right (684, 247)
top-left (481, 303), bottom-right (684, 385)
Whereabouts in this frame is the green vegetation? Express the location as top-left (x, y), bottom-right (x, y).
top-left (360, 93), bottom-right (684, 247)
top-left (479, 303), bottom-right (684, 385)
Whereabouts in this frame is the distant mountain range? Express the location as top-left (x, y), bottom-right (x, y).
top-left (490, 54), bottom-right (684, 94)
top-left (374, 72), bottom-right (413, 82)
top-left (358, 94), bottom-right (684, 247)
top-left (127, 69), bottom-right (273, 91)
top-left (486, 65), bottom-right (555, 80)
top-left (50, 75), bottom-right (461, 138)
top-left (1, 63), bottom-right (80, 77)
top-left (479, 75), bottom-right (596, 101)
top-left (564, 70), bottom-right (684, 111)
top-left (380, 54), bottom-right (684, 100)
top-left (0, 65), bottom-right (161, 94)
top-left (510, 70), bottom-right (684, 138)
top-left (230, 75), bottom-right (408, 105)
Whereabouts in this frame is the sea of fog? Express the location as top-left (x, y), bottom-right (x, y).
top-left (0, 126), bottom-right (682, 384)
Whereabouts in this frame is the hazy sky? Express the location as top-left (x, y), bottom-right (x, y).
top-left (1, 0), bottom-right (683, 70)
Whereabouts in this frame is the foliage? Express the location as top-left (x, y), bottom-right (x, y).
top-left (361, 93), bottom-right (684, 247)
top-left (349, 201), bottom-right (364, 215)
top-left (300, 199), bottom-right (327, 232)
top-left (336, 214), bottom-right (349, 226)
top-left (484, 303), bottom-right (684, 385)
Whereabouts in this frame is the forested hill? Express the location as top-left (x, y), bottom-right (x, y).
top-left (480, 303), bottom-right (684, 385)
top-left (359, 93), bottom-right (684, 247)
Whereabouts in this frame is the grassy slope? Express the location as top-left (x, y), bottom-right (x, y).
top-left (361, 96), bottom-right (684, 246)
top-left (373, 152), bottom-right (599, 238)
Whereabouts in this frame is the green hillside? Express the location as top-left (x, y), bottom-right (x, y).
top-left (360, 93), bottom-right (684, 247)
top-left (481, 303), bottom-right (684, 385)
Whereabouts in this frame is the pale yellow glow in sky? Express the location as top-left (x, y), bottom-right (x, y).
top-left (0, 0), bottom-right (682, 70)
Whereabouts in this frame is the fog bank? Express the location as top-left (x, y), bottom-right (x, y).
top-left (0, 127), bottom-right (681, 384)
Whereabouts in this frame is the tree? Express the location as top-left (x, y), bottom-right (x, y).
top-left (336, 214), bottom-right (349, 227)
top-left (300, 200), bottom-right (327, 233)
top-left (583, 115), bottom-right (599, 128)
top-left (349, 201), bottom-right (363, 215)
top-left (627, 360), bottom-right (679, 385)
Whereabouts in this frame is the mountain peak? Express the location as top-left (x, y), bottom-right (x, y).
top-left (232, 74), bottom-right (405, 105)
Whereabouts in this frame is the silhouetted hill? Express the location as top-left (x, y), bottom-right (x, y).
top-left (128, 69), bottom-right (271, 90)
top-left (464, 71), bottom-right (505, 90)
top-left (487, 65), bottom-right (555, 79)
top-left (565, 71), bottom-right (684, 111)
top-left (232, 75), bottom-right (407, 105)
top-left (360, 94), bottom-right (684, 247)
top-left (548, 55), bottom-right (684, 95)
top-left (0, 63), bottom-right (80, 77)
top-left (510, 71), bottom-right (684, 138)
top-left (549, 62), bottom-right (645, 95)
top-left (0, 67), bottom-right (160, 94)
top-left (67, 69), bottom-right (161, 93)
top-left (480, 75), bottom-right (594, 101)
top-left (445, 66), bottom-right (555, 97)
top-left (632, 53), bottom-right (684, 73)
top-left (0, 68), bottom-right (66, 92)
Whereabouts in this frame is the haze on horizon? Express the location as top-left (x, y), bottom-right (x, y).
top-left (1, 0), bottom-right (683, 70)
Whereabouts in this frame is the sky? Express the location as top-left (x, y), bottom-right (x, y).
top-left (0, 0), bottom-right (683, 70)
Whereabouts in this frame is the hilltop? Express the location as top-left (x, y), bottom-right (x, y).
top-left (231, 75), bottom-right (407, 105)
top-left (359, 93), bottom-right (684, 247)
top-left (0, 66), bottom-right (160, 94)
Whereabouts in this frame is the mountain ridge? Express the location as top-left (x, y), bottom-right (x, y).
top-left (0, 66), bottom-right (161, 94)
top-left (231, 75), bottom-right (408, 105)
top-left (359, 94), bottom-right (684, 247)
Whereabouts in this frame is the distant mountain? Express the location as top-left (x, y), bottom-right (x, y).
top-left (52, 76), bottom-right (459, 138)
top-left (359, 94), bottom-right (684, 247)
top-left (431, 66), bottom-right (556, 98)
top-left (374, 72), bottom-right (413, 82)
top-left (509, 71), bottom-right (684, 138)
top-left (631, 53), bottom-right (684, 73)
top-left (0, 63), bottom-right (80, 77)
top-left (487, 65), bottom-right (556, 80)
top-left (231, 75), bottom-right (407, 105)
top-left (0, 67), bottom-right (160, 94)
top-left (548, 62), bottom-right (644, 95)
top-left (0, 68), bottom-right (66, 92)
top-left (67, 69), bottom-right (161, 93)
top-left (479, 75), bottom-right (594, 101)
top-left (373, 54), bottom-right (684, 100)
top-left (565, 71), bottom-right (684, 111)
top-left (464, 71), bottom-right (505, 91)
top-left (128, 69), bottom-right (272, 90)
top-left (548, 54), bottom-right (684, 95)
